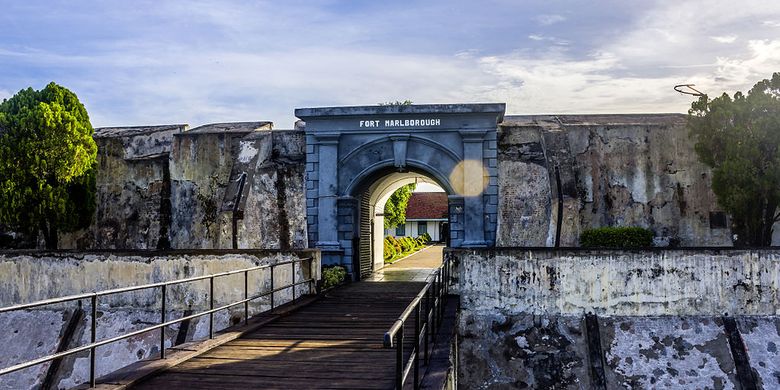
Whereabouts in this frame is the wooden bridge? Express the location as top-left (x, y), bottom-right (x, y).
top-left (131, 281), bottom-right (427, 389)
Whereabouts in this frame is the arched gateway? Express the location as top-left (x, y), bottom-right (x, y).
top-left (295, 104), bottom-right (504, 280)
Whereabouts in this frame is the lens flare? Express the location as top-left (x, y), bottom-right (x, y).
top-left (449, 159), bottom-right (488, 197)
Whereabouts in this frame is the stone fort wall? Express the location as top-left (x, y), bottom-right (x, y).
top-left (497, 114), bottom-right (733, 247)
top-left (52, 113), bottom-right (779, 249)
top-left (60, 122), bottom-right (307, 250)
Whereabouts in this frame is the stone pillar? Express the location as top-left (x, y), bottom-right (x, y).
top-left (315, 133), bottom-right (340, 249)
top-left (337, 196), bottom-right (358, 278)
top-left (448, 195), bottom-right (465, 247)
top-left (461, 131), bottom-right (487, 247)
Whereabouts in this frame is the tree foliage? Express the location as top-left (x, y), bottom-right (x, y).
top-left (687, 73), bottom-right (780, 246)
top-left (0, 82), bottom-right (97, 249)
top-left (383, 183), bottom-right (415, 228)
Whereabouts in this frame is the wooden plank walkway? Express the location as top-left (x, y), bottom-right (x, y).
top-left (130, 281), bottom-right (425, 390)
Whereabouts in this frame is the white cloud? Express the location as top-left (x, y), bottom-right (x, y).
top-left (454, 49), bottom-right (481, 59)
top-left (58, 46), bottom-right (504, 128)
top-left (711, 35), bottom-right (737, 43)
top-left (713, 39), bottom-right (780, 87)
top-left (472, 51), bottom-right (686, 114)
top-left (465, 0), bottom-right (780, 115)
top-left (535, 14), bottom-right (566, 26)
top-left (3, 0), bottom-right (780, 127)
top-left (527, 34), bottom-right (570, 45)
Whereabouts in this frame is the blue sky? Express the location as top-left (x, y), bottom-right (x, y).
top-left (1, 1), bottom-right (779, 128)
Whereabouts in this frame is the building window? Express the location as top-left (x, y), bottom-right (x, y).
top-left (417, 223), bottom-right (428, 236)
top-left (395, 224), bottom-right (406, 236)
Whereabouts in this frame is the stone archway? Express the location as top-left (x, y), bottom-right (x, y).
top-left (366, 172), bottom-right (443, 272)
top-left (295, 104), bottom-right (504, 278)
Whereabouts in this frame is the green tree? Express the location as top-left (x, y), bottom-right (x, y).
top-left (0, 82), bottom-right (97, 249)
top-left (687, 73), bottom-right (780, 246)
top-left (384, 183), bottom-right (416, 228)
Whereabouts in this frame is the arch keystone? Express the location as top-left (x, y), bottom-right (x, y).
top-left (389, 134), bottom-right (411, 170)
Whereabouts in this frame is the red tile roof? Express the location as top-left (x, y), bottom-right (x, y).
top-left (405, 192), bottom-right (448, 220)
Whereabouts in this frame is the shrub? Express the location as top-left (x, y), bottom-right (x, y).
top-left (579, 227), bottom-right (654, 248)
top-left (383, 237), bottom-right (397, 261)
top-left (322, 266), bottom-right (346, 289)
top-left (387, 236), bottom-right (402, 254)
top-left (399, 237), bottom-right (413, 252)
top-left (416, 232), bottom-right (432, 246)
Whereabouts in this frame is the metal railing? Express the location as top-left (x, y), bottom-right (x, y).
top-left (383, 255), bottom-right (452, 390)
top-left (0, 257), bottom-right (316, 388)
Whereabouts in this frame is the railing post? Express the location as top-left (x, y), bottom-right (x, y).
top-left (431, 279), bottom-right (437, 336)
top-left (424, 287), bottom-right (430, 364)
top-left (414, 303), bottom-right (421, 390)
top-left (270, 265), bottom-right (275, 312)
top-left (209, 276), bottom-right (214, 339)
top-left (160, 285), bottom-right (166, 359)
top-left (446, 258), bottom-right (451, 294)
top-left (396, 325), bottom-right (404, 389)
top-left (436, 272), bottom-right (444, 334)
top-left (244, 270), bottom-right (249, 325)
top-left (309, 258), bottom-right (315, 295)
top-left (444, 260), bottom-right (448, 294)
top-left (90, 295), bottom-right (97, 388)
top-left (291, 261), bottom-right (296, 304)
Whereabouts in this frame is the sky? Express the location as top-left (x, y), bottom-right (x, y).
top-left (1, 0), bottom-right (779, 129)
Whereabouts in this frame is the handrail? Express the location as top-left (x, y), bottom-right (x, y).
top-left (382, 254), bottom-right (452, 390)
top-left (0, 256), bottom-right (317, 388)
top-left (0, 258), bottom-right (305, 313)
top-left (383, 275), bottom-right (434, 347)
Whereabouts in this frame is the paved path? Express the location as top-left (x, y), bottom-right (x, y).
top-left (364, 245), bottom-right (444, 282)
top-left (130, 282), bottom-right (424, 389)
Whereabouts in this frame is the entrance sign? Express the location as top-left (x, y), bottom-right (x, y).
top-left (360, 119), bottom-right (442, 128)
top-left (296, 104), bottom-right (504, 280)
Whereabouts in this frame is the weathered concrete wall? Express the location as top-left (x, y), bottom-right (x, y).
top-left (600, 316), bottom-right (740, 388)
top-left (0, 249), bottom-right (319, 389)
top-left (60, 125), bottom-right (185, 250)
top-left (450, 248), bottom-right (780, 316)
top-left (458, 312), bottom-right (593, 388)
top-left (235, 130), bottom-right (307, 250)
top-left (57, 122), bottom-right (308, 251)
top-left (497, 114), bottom-right (733, 247)
top-left (458, 313), bottom-right (775, 389)
top-left (169, 127), bottom-right (251, 248)
top-left (452, 248), bottom-right (780, 389)
top-left (169, 123), bottom-right (307, 250)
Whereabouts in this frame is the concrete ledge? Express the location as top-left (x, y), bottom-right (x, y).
top-left (0, 248), bottom-right (319, 258)
top-left (295, 103), bottom-right (506, 119)
top-left (448, 248), bottom-right (780, 316)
